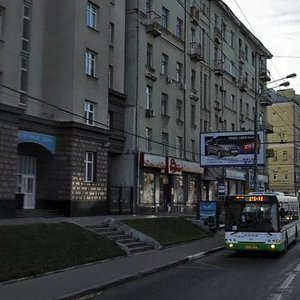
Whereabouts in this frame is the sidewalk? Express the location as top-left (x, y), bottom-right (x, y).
top-left (0, 215), bottom-right (225, 300)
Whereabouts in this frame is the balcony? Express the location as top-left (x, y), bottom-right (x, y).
top-left (145, 65), bottom-right (157, 81)
top-left (259, 68), bottom-right (271, 82)
top-left (214, 59), bottom-right (224, 75)
top-left (145, 108), bottom-right (155, 118)
top-left (214, 27), bottom-right (222, 44)
top-left (238, 77), bottom-right (248, 92)
top-left (190, 6), bottom-right (200, 25)
top-left (258, 120), bottom-right (274, 134)
top-left (240, 113), bottom-right (245, 122)
top-left (239, 49), bottom-right (246, 63)
top-left (214, 101), bottom-right (222, 111)
top-left (144, 11), bottom-right (162, 37)
top-left (190, 42), bottom-right (203, 62)
top-left (260, 94), bottom-right (272, 106)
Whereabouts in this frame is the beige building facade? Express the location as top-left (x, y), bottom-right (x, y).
top-left (267, 89), bottom-right (300, 195)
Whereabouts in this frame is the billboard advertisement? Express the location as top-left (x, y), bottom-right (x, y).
top-left (200, 131), bottom-right (265, 167)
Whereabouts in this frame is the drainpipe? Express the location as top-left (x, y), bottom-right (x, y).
top-left (183, 0), bottom-right (187, 160)
top-left (133, 0), bottom-right (140, 213)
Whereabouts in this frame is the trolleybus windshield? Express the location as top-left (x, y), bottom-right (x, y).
top-left (225, 201), bottom-right (279, 232)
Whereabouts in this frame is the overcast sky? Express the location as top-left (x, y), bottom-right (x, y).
top-left (222, 0), bottom-right (300, 94)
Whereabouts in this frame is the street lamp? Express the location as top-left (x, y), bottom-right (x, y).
top-left (253, 73), bottom-right (297, 192)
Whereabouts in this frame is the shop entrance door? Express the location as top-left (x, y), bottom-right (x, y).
top-left (17, 156), bottom-right (37, 209)
top-left (22, 175), bottom-right (36, 209)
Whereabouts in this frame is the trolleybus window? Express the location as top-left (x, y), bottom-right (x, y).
top-left (226, 202), bottom-right (278, 232)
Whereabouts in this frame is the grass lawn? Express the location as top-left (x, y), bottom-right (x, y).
top-left (122, 217), bottom-right (211, 247)
top-left (0, 222), bottom-right (125, 283)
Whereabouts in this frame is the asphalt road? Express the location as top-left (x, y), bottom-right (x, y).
top-left (91, 241), bottom-right (300, 300)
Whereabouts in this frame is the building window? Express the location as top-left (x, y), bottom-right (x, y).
top-left (191, 104), bottom-right (196, 126)
top-left (146, 85), bottom-right (152, 109)
top-left (221, 20), bottom-right (226, 39)
top-left (85, 151), bottom-right (95, 182)
top-left (161, 53), bottom-right (168, 75)
top-left (107, 111), bottom-right (112, 129)
top-left (230, 30), bottom-right (234, 48)
top-left (146, 128), bottom-right (152, 152)
top-left (87, 2), bottom-right (97, 29)
top-left (147, 43), bottom-right (153, 68)
top-left (281, 131), bottom-right (287, 142)
top-left (161, 93), bottom-right (168, 116)
top-left (162, 132), bottom-right (168, 155)
top-left (84, 101), bottom-right (95, 126)
top-left (176, 17), bottom-right (183, 39)
top-left (245, 45), bottom-right (248, 61)
top-left (191, 28), bottom-right (196, 43)
top-left (231, 123), bottom-right (235, 131)
top-left (108, 65), bottom-right (113, 89)
top-left (215, 84), bottom-right (219, 100)
top-left (145, 0), bottom-right (152, 14)
top-left (22, 4), bottom-right (31, 52)
top-left (85, 49), bottom-right (96, 77)
top-left (161, 6), bottom-right (169, 29)
top-left (273, 173), bottom-right (278, 180)
top-left (176, 99), bottom-right (183, 120)
top-left (283, 151), bottom-right (288, 161)
top-left (203, 74), bottom-right (208, 109)
top-left (176, 62), bottom-right (182, 83)
top-left (191, 69), bottom-right (196, 90)
top-left (109, 22), bottom-right (114, 46)
top-left (176, 136), bottom-right (183, 158)
top-left (231, 94), bottom-right (235, 110)
top-left (0, 7), bottom-right (4, 40)
top-left (20, 56), bottom-right (29, 94)
top-left (283, 172), bottom-right (288, 181)
top-left (191, 139), bottom-right (196, 161)
top-left (246, 103), bottom-right (249, 116)
top-left (230, 61), bottom-right (235, 77)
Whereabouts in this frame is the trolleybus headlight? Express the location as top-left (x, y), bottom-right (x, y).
top-left (229, 243), bottom-right (234, 248)
top-left (271, 244), bottom-right (275, 249)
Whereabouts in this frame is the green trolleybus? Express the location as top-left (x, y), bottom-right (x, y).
top-left (225, 192), bottom-right (300, 252)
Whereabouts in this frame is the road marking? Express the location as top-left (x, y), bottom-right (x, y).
top-left (294, 261), bottom-right (300, 272)
top-left (270, 261), bottom-right (300, 299)
top-left (279, 273), bottom-right (296, 290)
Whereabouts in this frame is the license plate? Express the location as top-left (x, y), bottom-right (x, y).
top-left (245, 245), bottom-right (258, 249)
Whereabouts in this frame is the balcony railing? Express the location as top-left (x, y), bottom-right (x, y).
top-left (238, 77), bottom-right (248, 92)
top-left (190, 42), bottom-right (203, 61)
top-left (144, 11), bottom-right (162, 37)
top-left (214, 27), bottom-right (222, 44)
top-left (259, 68), bottom-right (271, 82)
top-left (214, 59), bottom-right (224, 75)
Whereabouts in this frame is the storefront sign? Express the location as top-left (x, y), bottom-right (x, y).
top-left (18, 130), bottom-right (56, 154)
top-left (167, 158), bottom-right (182, 175)
top-left (167, 157), bottom-right (204, 175)
top-left (225, 169), bottom-right (246, 181)
top-left (139, 153), bottom-right (166, 169)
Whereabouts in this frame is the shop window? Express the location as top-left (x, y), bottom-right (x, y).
top-left (173, 175), bottom-right (185, 204)
top-left (142, 173), bottom-right (155, 205)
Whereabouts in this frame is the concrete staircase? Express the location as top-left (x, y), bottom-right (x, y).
top-left (86, 223), bottom-right (154, 255)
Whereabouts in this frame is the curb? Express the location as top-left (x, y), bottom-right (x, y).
top-left (54, 246), bottom-right (225, 300)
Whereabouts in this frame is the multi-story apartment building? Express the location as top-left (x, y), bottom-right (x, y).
top-left (267, 89), bottom-right (300, 195)
top-left (0, 0), bottom-right (126, 217)
top-left (121, 0), bottom-right (272, 214)
top-left (0, 0), bottom-right (273, 218)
